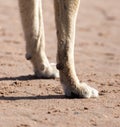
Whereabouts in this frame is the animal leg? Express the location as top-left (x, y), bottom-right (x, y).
top-left (19, 0), bottom-right (59, 78)
top-left (54, 0), bottom-right (98, 98)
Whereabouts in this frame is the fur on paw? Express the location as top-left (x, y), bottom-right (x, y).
top-left (64, 82), bottom-right (99, 98)
top-left (34, 63), bottom-right (59, 79)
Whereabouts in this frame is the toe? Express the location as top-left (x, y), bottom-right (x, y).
top-left (50, 63), bottom-right (59, 78)
top-left (91, 87), bottom-right (99, 98)
top-left (80, 83), bottom-right (99, 98)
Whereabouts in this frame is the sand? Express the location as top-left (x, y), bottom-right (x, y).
top-left (0, 0), bottom-right (120, 127)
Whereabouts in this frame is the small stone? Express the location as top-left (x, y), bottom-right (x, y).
top-left (47, 111), bottom-right (51, 114)
top-left (84, 107), bottom-right (88, 110)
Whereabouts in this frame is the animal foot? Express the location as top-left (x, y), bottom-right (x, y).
top-left (34, 63), bottom-right (59, 79)
top-left (64, 82), bottom-right (99, 98)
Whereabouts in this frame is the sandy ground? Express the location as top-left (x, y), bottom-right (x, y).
top-left (0, 0), bottom-right (120, 127)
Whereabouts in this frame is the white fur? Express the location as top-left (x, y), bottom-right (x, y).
top-left (19, 0), bottom-right (99, 98)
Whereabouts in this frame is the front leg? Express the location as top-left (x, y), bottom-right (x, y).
top-left (54, 0), bottom-right (98, 98)
top-left (19, 0), bottom-right (59, 78)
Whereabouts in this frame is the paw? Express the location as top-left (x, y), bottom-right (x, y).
top-left (64, 83), bottom-right (99, 98)
top-left (34, 63), bottom-right (59, 79)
